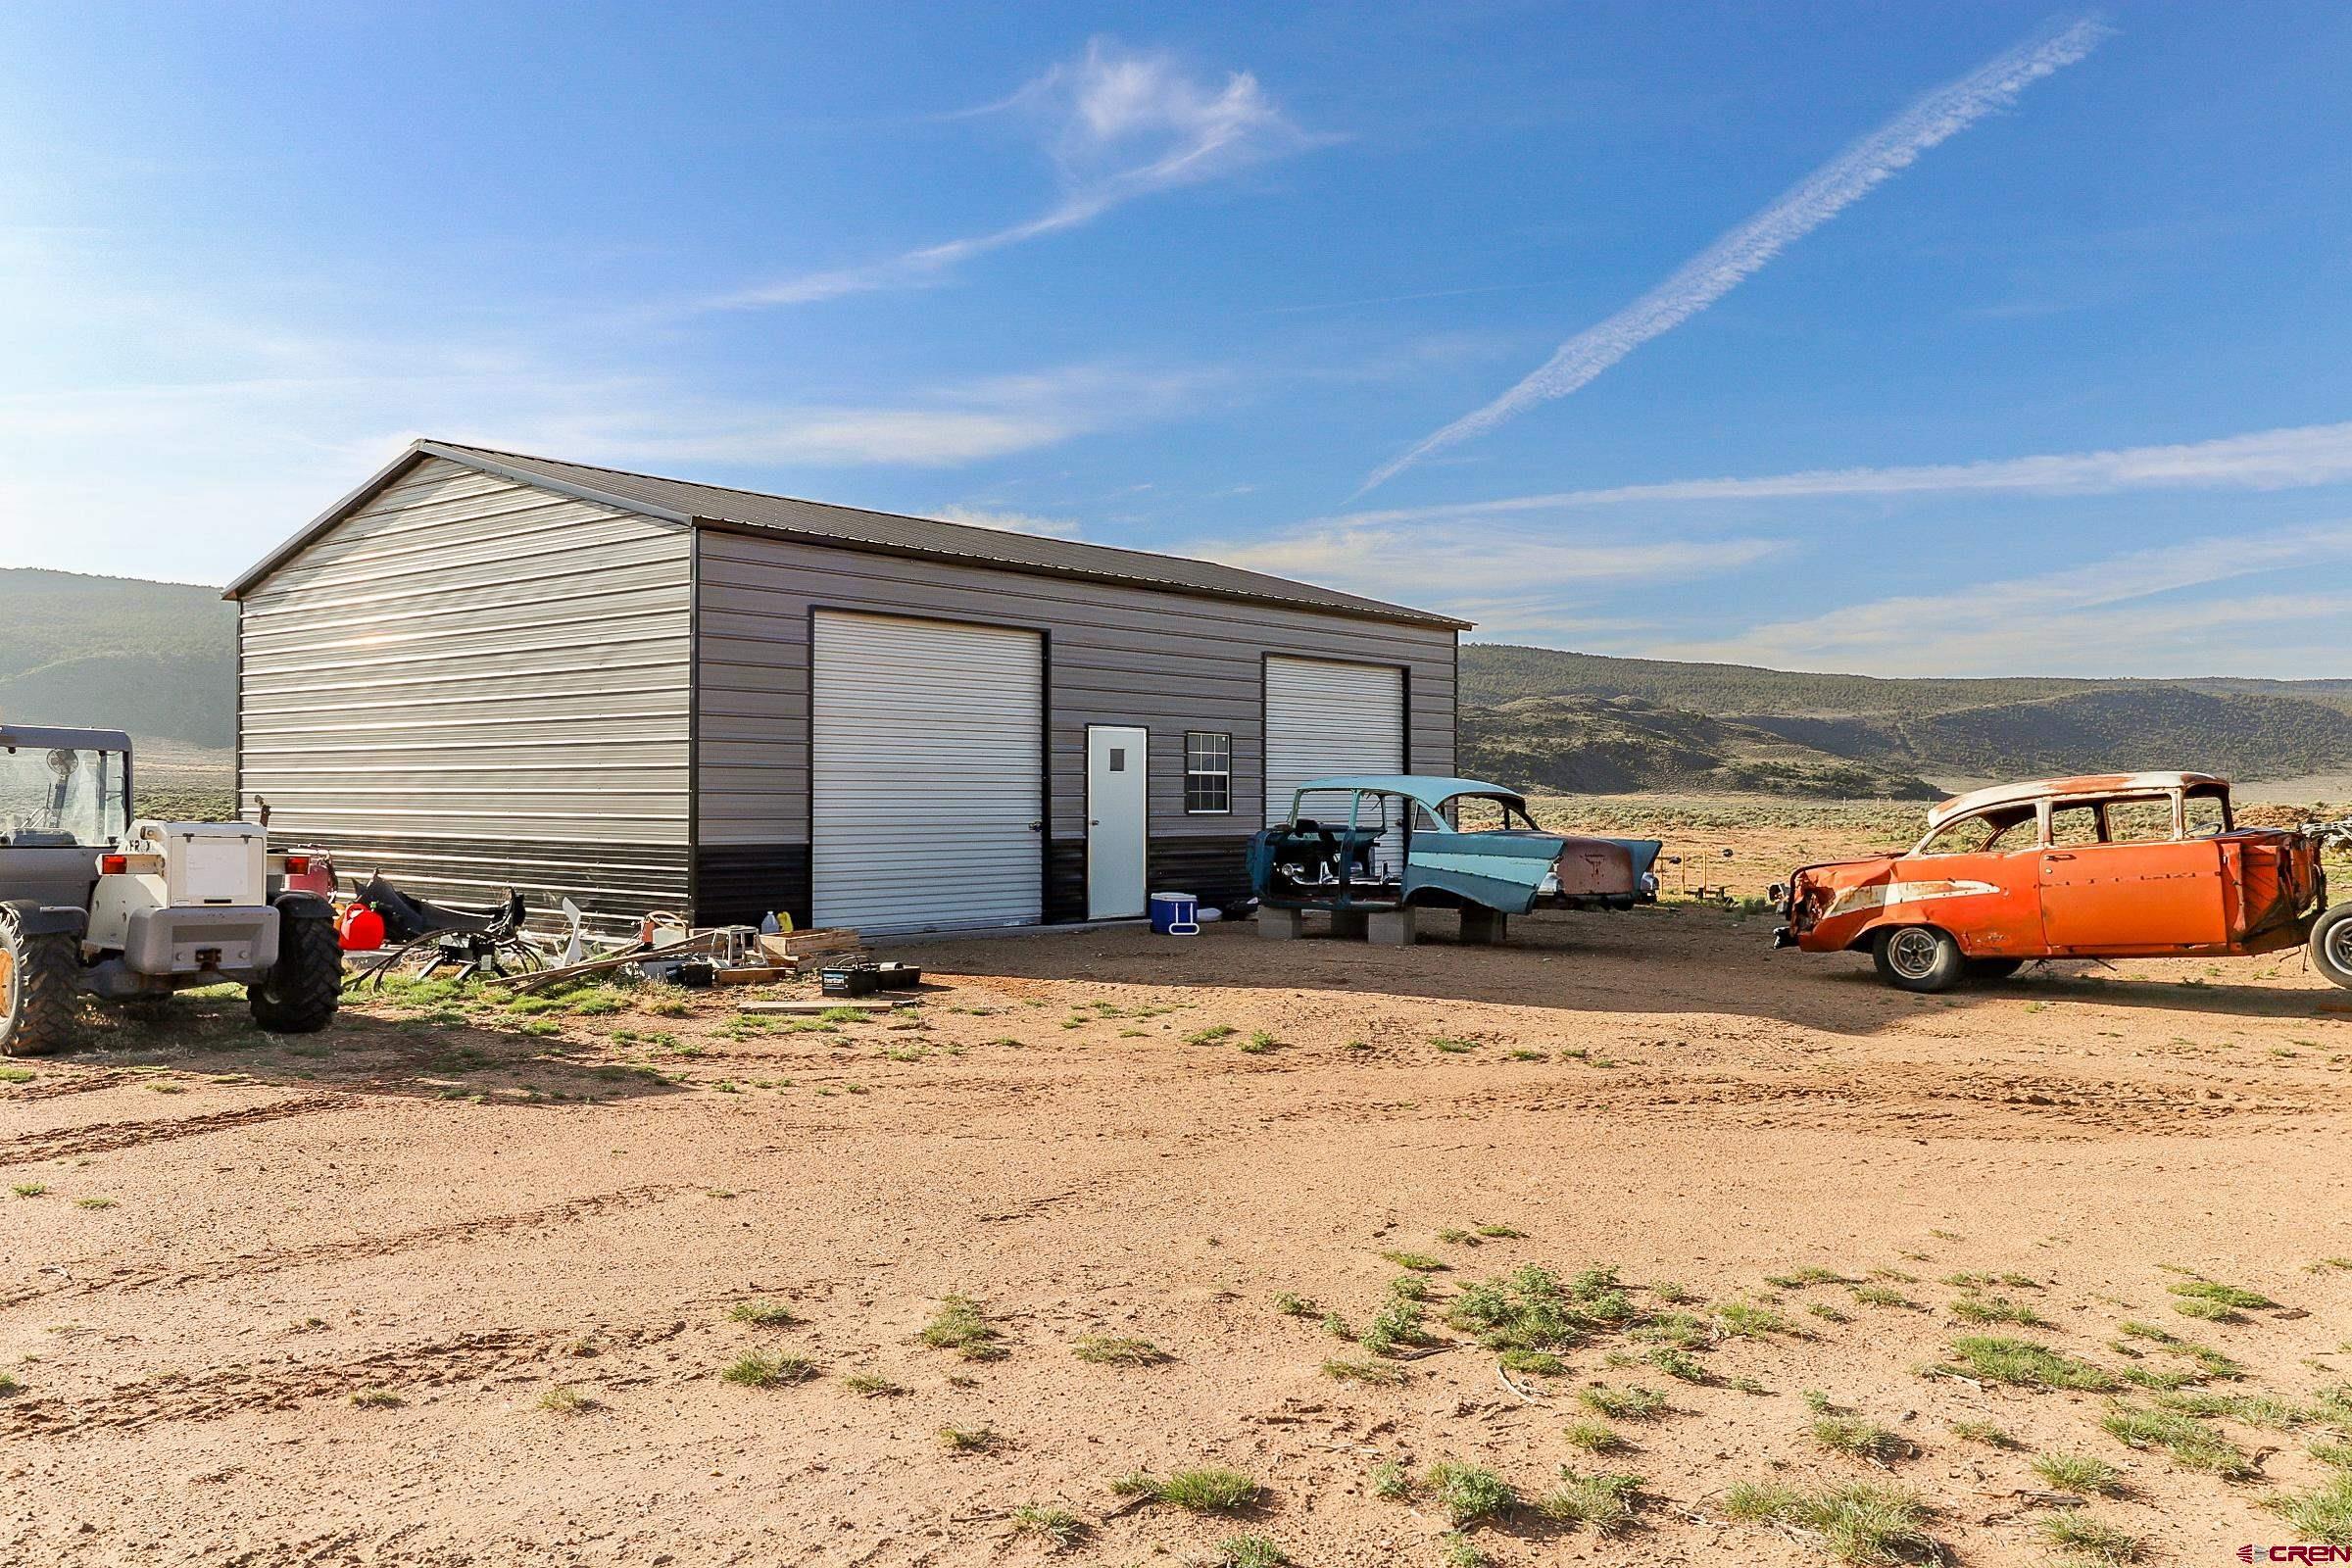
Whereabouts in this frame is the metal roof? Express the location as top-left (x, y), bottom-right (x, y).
top-left (0, 725), bottom-right (132, 754)
top-left (225, 440), bottom-right (1471, 629)
top-left (1927, 771), bottom-right (2230, 829)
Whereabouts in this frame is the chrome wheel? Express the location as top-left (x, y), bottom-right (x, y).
top-left (1886, 928), bottom-right (1940, 979)
top-left (2330, 920), bottom-right (2352, 973)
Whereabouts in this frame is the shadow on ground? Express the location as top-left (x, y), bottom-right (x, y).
top-left (884, 904), bottom-right (2352, 1037)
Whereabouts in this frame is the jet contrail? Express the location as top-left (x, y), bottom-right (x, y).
top-left (1359, 15), bottom-right (2112, 494)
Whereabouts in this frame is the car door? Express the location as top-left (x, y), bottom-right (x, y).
top-left (2038, 795), bottom-right (2230, 953)
top-left (1892, 806), bottom-right (2045, 956)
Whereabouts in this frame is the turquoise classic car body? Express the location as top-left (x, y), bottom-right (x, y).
top-left (1246, 774), bottom-right (1661, 916)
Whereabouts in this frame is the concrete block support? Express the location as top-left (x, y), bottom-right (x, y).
top-left (1459, 906), bottom-right (1508, 946)
top-left (1257, 907), bottom-right (1304, 941)
top-left (1367, 907), bottom-right (1419, 948)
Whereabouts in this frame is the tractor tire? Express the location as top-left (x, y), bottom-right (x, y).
top-left (0, 909), bottom-right (80, 1056)
top-left (1872, 925), bottom-right (1966, 994)
top-left (1965, 957), bottom-right (2025, 982)
top-left (249, 910), bottom-right (342, 1034)
top-left (2310, 904), bottom-right (2352, 992)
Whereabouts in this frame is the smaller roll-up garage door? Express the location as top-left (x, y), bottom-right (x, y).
top-left (1264, 656), bottom-right (1405, 829)
top-left (812, 612), bottom-right (1043, 935)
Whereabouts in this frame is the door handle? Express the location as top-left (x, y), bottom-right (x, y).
top-left (2044, 852), bottom-right (2075, 861)
top-left (1027, 820), bottom-right (1044, 833)
top-left (1088, 818), bottom-right (1100, 827)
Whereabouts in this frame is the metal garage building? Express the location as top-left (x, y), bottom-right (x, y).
top-left (225, 440), bottom-right (1464, 936)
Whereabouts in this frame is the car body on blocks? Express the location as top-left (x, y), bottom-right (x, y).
top-left (1247, 773), bottom-right (1662, 917)
top-left (1773, 772), bottom-right (2328, 992)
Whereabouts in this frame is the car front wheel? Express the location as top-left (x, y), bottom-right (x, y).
top-left (2311, 904), bottom-right (2352, 992)
top-left (1873, 925), bottom-right (1966, 993)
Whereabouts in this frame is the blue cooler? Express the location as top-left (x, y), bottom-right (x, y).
top-left (1148, 891), bottom-right (1200, 935)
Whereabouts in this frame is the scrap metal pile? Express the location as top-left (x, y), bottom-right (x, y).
top-left (329, 867), bottom-right (872, 993)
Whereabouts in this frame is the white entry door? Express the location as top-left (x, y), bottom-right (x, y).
top-left (1086, 725), bottom-right (1149, 919)
top-left (811, 612), bottom-right (1044, 935)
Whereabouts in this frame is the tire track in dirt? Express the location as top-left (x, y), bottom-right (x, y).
top-left (0, 1319), bottom-right (687, 1439)
top-left (0, 1070), bottom-right (136, 1102)
top-left (0, 1092), bottom-right (359, 1167)
top-left (1234, 1067), bottom-right (2349, 1141)
top-left (0, 1182), bottom-right (692, 1309)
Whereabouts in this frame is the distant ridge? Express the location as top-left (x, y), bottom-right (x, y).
top-left (0, 569), bottom-right (234, 746)
top-left (1461, 644), bottom-right (2352, 795)
top-left (3, 571), bottom-right (2345, 794)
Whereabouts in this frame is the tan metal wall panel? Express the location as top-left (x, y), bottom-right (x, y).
top-left (693, 527), bottom-right (1455, 847)
top-left (236, 457), bottom-right (692, 924)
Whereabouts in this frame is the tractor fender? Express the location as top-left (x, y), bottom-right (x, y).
top-left (270, 891), bottom-right (336, 923)
top-left (2, 899), bottom-right (87, 940)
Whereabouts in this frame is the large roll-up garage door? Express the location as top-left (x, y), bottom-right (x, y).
top-left (1264, 656), bottom-right (1405, 830)
top-left (812, 612), bottom-right (1043, 934)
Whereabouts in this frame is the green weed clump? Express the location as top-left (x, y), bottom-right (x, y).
top-left (1577, 1384), bottom-right (1667, 1421)
top-left (1537, 1469), bottom-right (1643, 1534)
top-left (1446, 1263), bottom-right (1632, 1356)
top-left (1424, 1460), bottom-right (1518, 1526)
top-left (1322, 1356), bottom-right (1405, 1387)
top-left (920, 1295), bottom-right (1006, 1360)
top-left (1008, 1504), bottom-right (1085, 1548)
top-left (2038, 1512), bottom-right (2145, 1564)
top-left (1071, 1335), bottom-right (1167, 1367)
top-left (1213, 1537), bottom-right (1290, 1568)
top-left (2032, 1452), bottom-right (2128, 1496)
top-left (2264, 1471), bottom-right (2352, 1546)
top-left (726, 1298), bottom-right (800, 1327)
top-left (721, 1350), bottom-right (815, 1388)
top-left (2100, 1403), bottom-right (2255, 1478)
top-left (1811, 1415), bottom-right (1904, 1464)
top-left (1950, 1295), bottom-right (2047, 1327)
top-left (1946, 1336), bottom-right (2116, 1392)
top-left (1112, 1466), bottom-right (1259, 1512)
top-left (1724, 1481), bottom-right (1937, 1564)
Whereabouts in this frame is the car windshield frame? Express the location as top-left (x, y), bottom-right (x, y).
top-left (1910, 802), bottom-right (2041, 857)
top-left (0, 744), bottom-right (130, 849)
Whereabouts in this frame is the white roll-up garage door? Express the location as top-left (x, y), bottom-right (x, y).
top-left (812, 612), bottom-right (1044, 935)
top-left (1264, 656), bottom-right (1405, 830)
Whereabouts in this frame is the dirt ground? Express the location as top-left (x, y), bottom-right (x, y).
top-left (5, 887), bottom-right (2352, 1566)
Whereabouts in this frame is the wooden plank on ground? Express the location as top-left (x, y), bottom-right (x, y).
top-left (739, 998), bottom-right (910, 1014)
top-left (712, 966), bottom-right (799, 986)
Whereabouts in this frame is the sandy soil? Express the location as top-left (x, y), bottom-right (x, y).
top-left (5, 895), bottom-right (2351, 1567)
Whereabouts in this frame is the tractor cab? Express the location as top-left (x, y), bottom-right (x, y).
top-left (0, 728), bottom-right (132, 911)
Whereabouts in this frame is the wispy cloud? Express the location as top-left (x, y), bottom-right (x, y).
top-left (0, 226), bottom-right (1223, 579)
top-left (717, 39), bottom-right (1323, 309)
top-left (1660, 523), bottom-right (2352, 675)
top-left (1328, 419), bottom-right (2352, 527)
top-left (1192, 518), bottom-right (1786, 639)
top-left (1359, 14), bottom-right (2112, 492)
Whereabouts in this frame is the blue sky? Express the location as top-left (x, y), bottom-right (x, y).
top-left (4, 1), bottom-right (2350, 676)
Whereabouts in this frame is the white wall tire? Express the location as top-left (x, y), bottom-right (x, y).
top-left (1872, 925), bottom-right (1965, 993)
top-left (2311, 904), bottom-right (2352, 992)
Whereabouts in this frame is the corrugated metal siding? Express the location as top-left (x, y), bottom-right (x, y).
top-left (237, 457), bottom-right (692, 926)
top-left (810, 612), bottom-right (1044, 934)
top-left (694, 526), bottom-right (1455, 921)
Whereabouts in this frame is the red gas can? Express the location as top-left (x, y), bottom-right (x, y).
top-left (337, 904), bottom-right (386, 953)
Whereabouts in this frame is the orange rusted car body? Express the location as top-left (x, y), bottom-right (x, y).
top-left (1774, 773), bottom-right (2326, 984)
